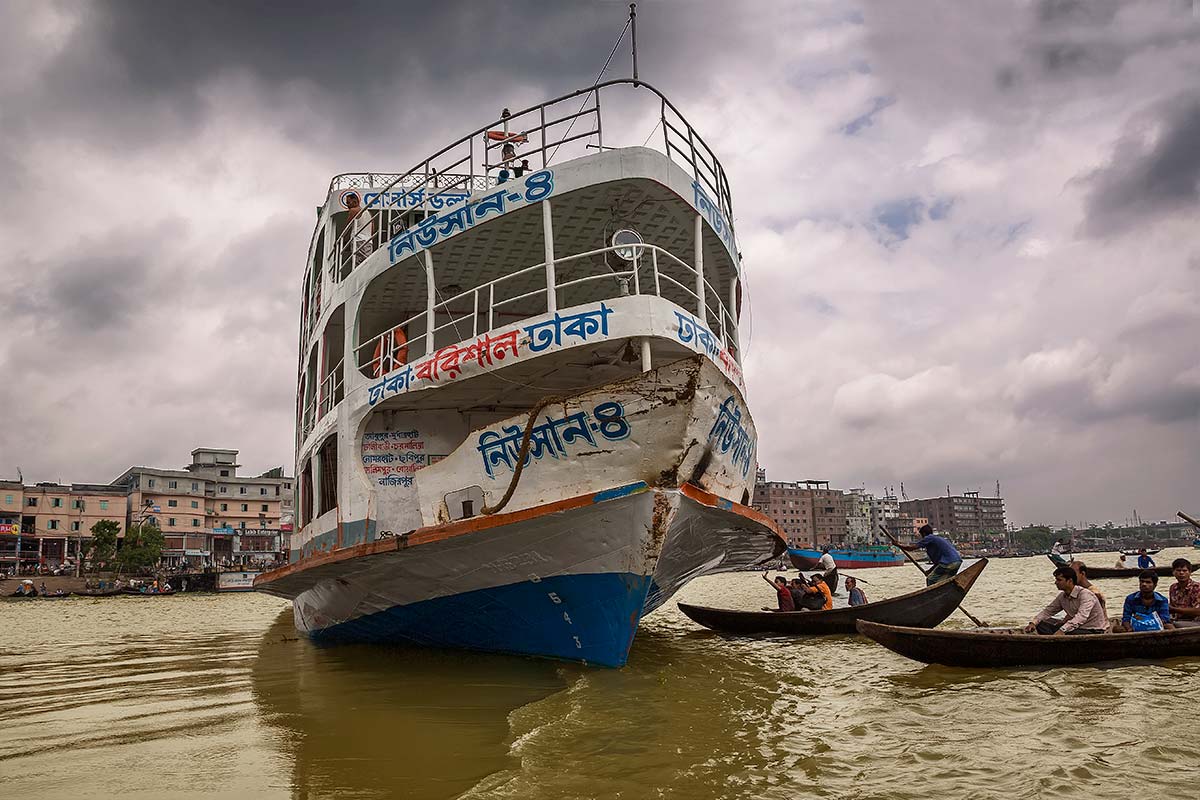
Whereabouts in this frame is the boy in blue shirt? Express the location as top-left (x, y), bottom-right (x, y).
top-left (1121, 570), bottom-right (1175, 631)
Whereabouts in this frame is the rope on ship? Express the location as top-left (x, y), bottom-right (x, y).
top-left (481, 394), bottom-right (570, 515)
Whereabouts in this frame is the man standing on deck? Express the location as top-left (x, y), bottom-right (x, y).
top-left (896, 524), bottom-right (963, 585)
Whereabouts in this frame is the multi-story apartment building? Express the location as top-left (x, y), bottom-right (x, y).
top-left (844, 489), bottom-right (873, 543)
top-left (0, 481), bottom-right (128, 573)
top-left (900, 491), bottom-right (1006, 540)
top-left (869, 494), bottom-right (900, 534)
top-left (111, 447), bottom-right (294, 568)
top-left (883, 513), bottom-right (928, 544)
top-left (752, 472), bottom-right (848, 548)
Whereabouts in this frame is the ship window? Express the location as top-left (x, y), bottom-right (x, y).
top-left (317, 436), bottom-right (338, 517)
top-left (300, 458), bottom-right (314, 527)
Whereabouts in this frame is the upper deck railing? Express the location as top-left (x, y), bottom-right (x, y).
top-left (314, 80), bottom-right (736, 295)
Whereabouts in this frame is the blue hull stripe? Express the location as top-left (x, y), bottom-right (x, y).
top-left (309, 572), bottom-right (653, 668)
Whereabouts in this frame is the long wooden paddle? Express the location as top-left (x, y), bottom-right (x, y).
top-left (1179, 511), bottom-right (1200, 531)
top-left (877, 525), bottom-right (988, 628)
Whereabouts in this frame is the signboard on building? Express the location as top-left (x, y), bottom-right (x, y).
top-left (0, 523), bottom-right (19, 535)
top-left (216, 571), bottom-right (258, 592)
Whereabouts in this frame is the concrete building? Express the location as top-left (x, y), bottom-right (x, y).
top-left (900, 491), bottom-right (1006, 541)
top-left (0, 481), bottom-right (128, 573)
top-left (869, 494), bottom-right (900, 534)
top-left (111, 447), bottom-right (294, 568)
top-left (752, 473), bottom-right (848, 548)
top-left (844, 489), bottom-right (873, 543)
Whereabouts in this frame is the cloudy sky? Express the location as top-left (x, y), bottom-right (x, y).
top-left (1, 0), bottom-right (1197, 526)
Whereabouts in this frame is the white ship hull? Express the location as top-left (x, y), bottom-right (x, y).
top-left (259, 358), bottom-right (783, 666)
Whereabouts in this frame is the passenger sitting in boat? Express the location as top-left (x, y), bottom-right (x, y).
top-left (1121, 571), bottom-right (1174, 632)
top-left (800, 575), bottom-right (833, 611)
top-left (1023, 566), bottom-right (1108, 636)
top-left (1115, 554), bottom-right (1128, 569)
top-left (761, 572), bottom-right (794, 612)
top-left (846, 576), bottom-right (867, 607)
top-left (1168, 559), bottom-right (1200, 628)
top-left (1068, 561), bottom-right (1106, 612)
top-left (1137, 549), bottom-right (1156, 569)
top-left (1049, 539), bottom-right (1070, 567)
top-left (896, 524), bottom-right (963, 586)
top-left (788, 577), bottom-right (807, 609)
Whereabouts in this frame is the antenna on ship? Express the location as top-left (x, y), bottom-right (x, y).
top-left (630, 3), bottom-right (639, 86)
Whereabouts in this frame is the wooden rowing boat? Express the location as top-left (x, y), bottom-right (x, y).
top-left (677, 558), bottom-right (987, 635)
top-left (1046, 556), bottom-right (1177, 579)
top-left (857, 619), bottom-right (1200, 667)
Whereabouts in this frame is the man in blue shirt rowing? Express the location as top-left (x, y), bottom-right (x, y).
top-left (1137, 548), bottom-right (1156, 570)
top-left (896, 524), bottom-right (963, 586)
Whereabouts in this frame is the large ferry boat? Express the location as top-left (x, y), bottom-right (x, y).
top-left (255, 79), bottom-right (785, 667)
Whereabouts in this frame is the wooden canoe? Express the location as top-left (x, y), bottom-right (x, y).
top-left (678, 558), bottom-right (987, 635)
top-left (857, 619), bottom-right (1200, 667)
top-left (1046, 556), bottom-right (1178, 579)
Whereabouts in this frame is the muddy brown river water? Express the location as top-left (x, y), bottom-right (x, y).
top-left (3, 551), bottom-right (1199, 799)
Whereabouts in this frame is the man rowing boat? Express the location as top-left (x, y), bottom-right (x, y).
top-left (895, 524), bottom-right (962, 585)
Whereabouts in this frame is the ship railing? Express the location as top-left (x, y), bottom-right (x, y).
top-left (319, 79), bottom-right (734, 289)
top-left (317, 358), bottom-right (344, 419)
top-left (351, 242), bottom-right (738, 380)
top-left (329, 172), bottom-right (494, 194)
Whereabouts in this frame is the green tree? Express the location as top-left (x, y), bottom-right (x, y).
top-left (88, 519), bottom-right (121, 571)
top-left (1013, 525), bottom-right (1056, 553)
top-left (117, 521), bottom-right (165, 573)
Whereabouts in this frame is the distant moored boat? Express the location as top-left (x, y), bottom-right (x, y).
top-left (788, 545), bottom-right (905, 570)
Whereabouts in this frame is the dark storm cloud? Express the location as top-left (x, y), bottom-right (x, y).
top-left (1083, 93), bottom-right (1200, 236)
top-left (9, 0), bottom-right (752, 159)
top-left (0, 220), bottom-right (185, 343)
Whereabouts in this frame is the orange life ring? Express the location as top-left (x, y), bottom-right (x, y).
top-left (372, 327), bottom-right (408, 377)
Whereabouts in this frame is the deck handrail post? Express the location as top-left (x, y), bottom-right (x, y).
top-left (424, 250), bottom-right (436, 355)
top-left (652, 247), bottom-right (661, 297)
top-left (728, 276), bottom-right (739, 353)
top-left (694, 214), bottom-right (705, 319)
top-left (543, 199), bottom-right (557, 314)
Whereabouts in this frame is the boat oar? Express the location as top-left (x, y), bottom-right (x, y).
top-left (1179, 511), bottom-right (1200, 531)
top-left (877, 525), bottom-right (988, 628)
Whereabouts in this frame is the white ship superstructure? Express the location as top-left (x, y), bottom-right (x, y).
top-left (256, 80), bottom-right (784, 666)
